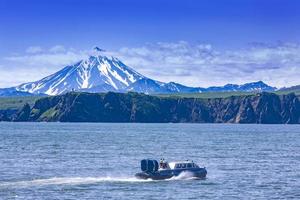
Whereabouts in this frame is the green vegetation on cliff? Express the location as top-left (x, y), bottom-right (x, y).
top-left (1, 90), bottom-right (299, 111)
top-left (0, 96), bottom-right (41, 110)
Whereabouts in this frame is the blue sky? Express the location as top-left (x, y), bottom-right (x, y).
top-left (1, 0), bottom-right (300, 87)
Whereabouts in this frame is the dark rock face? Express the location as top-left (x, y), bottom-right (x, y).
top-left (206, 93), bottom-right (300, 124)
top-left (0, 109), bottom-right (17, 121)
top-left (5, 92), bottom-right (300, 124)
top-left (13, 103), bottom-right (31, 122)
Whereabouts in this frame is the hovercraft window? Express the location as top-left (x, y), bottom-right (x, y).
top-left (175, 164), bottom-right (181, 168)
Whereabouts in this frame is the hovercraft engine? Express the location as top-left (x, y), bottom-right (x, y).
top-left (141, 159), bottom-right (159, 173)
top-left (135, 159), bottom-right (159, 179)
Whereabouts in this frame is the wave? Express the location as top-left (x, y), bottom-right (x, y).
top-left (0, 172), bottom-right (205, 189)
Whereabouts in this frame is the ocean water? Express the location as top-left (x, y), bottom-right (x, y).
top-left (0, 122), bottom-right (299, 200)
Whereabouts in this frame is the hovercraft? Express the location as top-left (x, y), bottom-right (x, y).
top-left (135, 159), bottom-right (207, 180)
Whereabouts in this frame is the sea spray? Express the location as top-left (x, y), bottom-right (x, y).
top-left (168, 171), bottom-right (199, 180)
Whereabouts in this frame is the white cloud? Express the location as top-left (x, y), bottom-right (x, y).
top-left (0, 65), bottom-right (45, 88)
top-left (25, 46), bottom-right (43, 54)
top-left (49, 45), bottom-right (66, 53)
top-left (114, 41), bottom-right (300, 87)
top-left (1, 42), bottom-right (300, 88)
top-left (1, 47), bottom-right (89, 87)
top-left (6, 51), bottom-right (87, 67)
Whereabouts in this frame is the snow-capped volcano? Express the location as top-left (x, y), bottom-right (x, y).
top-left (0, 46), bottom-right (276, 97)
top-left (16, 47), bottom-right (145, 95)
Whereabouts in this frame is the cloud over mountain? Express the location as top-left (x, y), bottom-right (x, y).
top-left (116, 41), bottom-right (300, 88)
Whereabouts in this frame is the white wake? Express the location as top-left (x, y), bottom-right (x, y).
top-left (0, 172), bottom-right (204, 189)
top-left (0, 176), bottom-right (152, 189)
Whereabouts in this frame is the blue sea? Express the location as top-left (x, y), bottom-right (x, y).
top-left (0, 123), bottom-right (299, 199)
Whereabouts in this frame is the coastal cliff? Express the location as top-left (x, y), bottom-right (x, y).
top-left (2, 92), bottom-right (300, 124)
